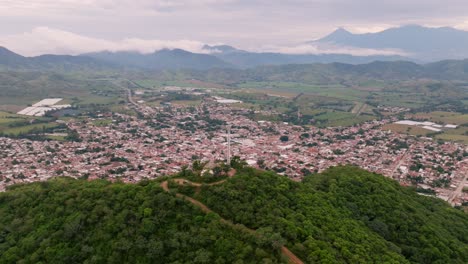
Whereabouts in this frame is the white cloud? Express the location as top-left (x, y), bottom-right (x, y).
top-left (2, 0), bottom-right (468, 51)
top-left (261, 43), bottom-right (408, 57)
top-left (344, 25), bottom-right (395, 34)
top-left (0, 27), bottom-right (412, 57)
top-left (455, 20), bottom-right (468, 30)
top-left (0, 27), bottom-right (209, 56)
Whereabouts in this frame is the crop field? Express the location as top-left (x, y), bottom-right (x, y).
top-left (45, 134), bottom-right (67, 141)
top-left (133, 80), bottom-right (220, 89)
top-left (239, 81), bottom-right (366, 101)
top-left (435, 126), bottom-right (468, 144)
top-left (91, 119), bottom-right (113, 127)
top-left (170, 100), bottom-right (202, 106)
top-left (1, 122), bottom-right (60, 136)
top-left (108, 105), bottom-right (138, 116)
top-left (410, 111), bottom-right (468, 125)
top-left (241, 88), bottom-right (296, 98)
top-left (382, 124), bottom-right (432, 136)
top-left (133, 79), bottom-right (162, 88)
top-left (0, 111), bottom-right (27, 124)
top-left (0, 111), bottom-right (41, 134)
top-left (313, 111), bottom-right (376, 127)
top-left (0, 107), bottom-right (62, 136)
top-left (382, 123), bottom-right (468, 143)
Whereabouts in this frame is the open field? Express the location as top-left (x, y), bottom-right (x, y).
top-left (0, 72), bottom-right (125, 112)
top-left (108, 105), bottom-right (138, 116)
top-left (170, 100), bottom-right (202, 106)
top-left (1, 122), bottom-right (60, 136)
top-left (382, 124), bottom-right (432, 136)
top-left (133, 80), bottom-right (220, 89)
top-left (243, 88), bottom-right (297, 98)
top-left (0, 111), bottom-right (28, 124)
top-left (92, 119), bottom-right (113, 127)
top-left (435, 126), bottom-right (468, 144)
top-left (238, 81), bottom-right (365, 101)
top-left (410, 111), bottom-right (468, 125)
top-left (383, 123), bottom-right (468, 143)
top-left (233, 79), bottom-right (468, 113)
top-left (314, 111), bottom-right (376, 127)
top-left (0, 111), bottom-right (43, 135)
top-left (45, 135), bottom-right (67, 141)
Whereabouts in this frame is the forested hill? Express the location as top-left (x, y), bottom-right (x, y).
top-left (0, 178), bottom-right (285, 263)
top-left (1, 166), bottom-right (467, 263)
top-left (197, 166), bottom-right (468, 263)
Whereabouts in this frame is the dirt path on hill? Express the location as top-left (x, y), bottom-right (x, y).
top-left (160, 178), bottom-right (304, 264)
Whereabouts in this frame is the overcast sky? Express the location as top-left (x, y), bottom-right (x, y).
top-left (1, 0), bottom-right (468, 56)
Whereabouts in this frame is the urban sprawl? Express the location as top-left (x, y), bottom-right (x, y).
top-left (1, 96), bottom-right (467, 206)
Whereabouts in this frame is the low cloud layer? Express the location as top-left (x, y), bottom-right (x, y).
top-left (262, 43), bottom-right (407, 56)
top-left (0, 27), bottom-right (409, 57)
top-left (0, 27), bottom-right (209, 56)
top-left (1, 1), bottom-right (468, 56)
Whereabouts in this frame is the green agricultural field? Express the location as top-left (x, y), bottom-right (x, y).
top-left (382, 124), bottom-right (432, 136)
top-left (240, 82), bottom-right (365, 101)
top-left (313, 110), bottom-right (376, 127)
top-left (91, 119), bottom-right (113, 127)
top-left (0, 72), bottom-right (125, 113)
top-left (0, 111), bottom-right (28, 124)
top-left (435, 126), bottom-right (468, 144)
top-left (1, 122), bottom-right (60, 136)
top-left (171, 100), bottom-right (202, 106)
top-left (236, 79), bottom-right (466, 113)
top-left (383, 123), bottom-right (468, 143)
top-left (108, 105), bottom-right (138, 116)
top-left (0, 111), bottom-right (46, 135)
top-left (45, 135), bottom-right (67, 141)
top-left (411, 111), bottom-right (468, 125)
top-left (133, 79), bottom-right (163, 88)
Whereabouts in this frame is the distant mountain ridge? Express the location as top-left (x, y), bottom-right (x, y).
top-left (83, 48), bottom-right (232, 70)
top-left (2, 45), bottom-right (468, 81)
top-left (200, 44), bottom-right (407, 68)
top-left (1, 25), bottom-right (467, 70)
top-left (0, 45), bottom-right (408, 71)
top-left (0, 47), bottom-right (117, 71)
top-left (313, 25), bottom-right (468, 61)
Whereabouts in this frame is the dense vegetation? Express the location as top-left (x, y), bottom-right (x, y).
top-left (197, 166), bottom-right (468, 263)
top-left (0, 178), bottom-right (284, 263)
top-left (1, 166), bottom-right (467, 263)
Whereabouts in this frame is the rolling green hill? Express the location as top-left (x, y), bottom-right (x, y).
top-left (0, 166), bottom-right (467, 263)
top-left (197, 166), bottom-right (468, 263)
top-left (0, 178), bottom-right (284, 263)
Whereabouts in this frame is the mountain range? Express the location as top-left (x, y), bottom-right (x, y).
top-left (312, 25), bottom-right (468, 61)
top-left (200, 44), bottom-right (406, 68)
top-left (1, 25), bottom-right (468, 71)
top-left (1, 45), bottom-right (468, 81)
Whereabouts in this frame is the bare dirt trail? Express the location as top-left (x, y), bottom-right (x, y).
top-left (160, 178), bottom-right (304, 264)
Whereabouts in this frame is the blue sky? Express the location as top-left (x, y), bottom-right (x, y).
top-left (1, 0), bottom-right (467, 56)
